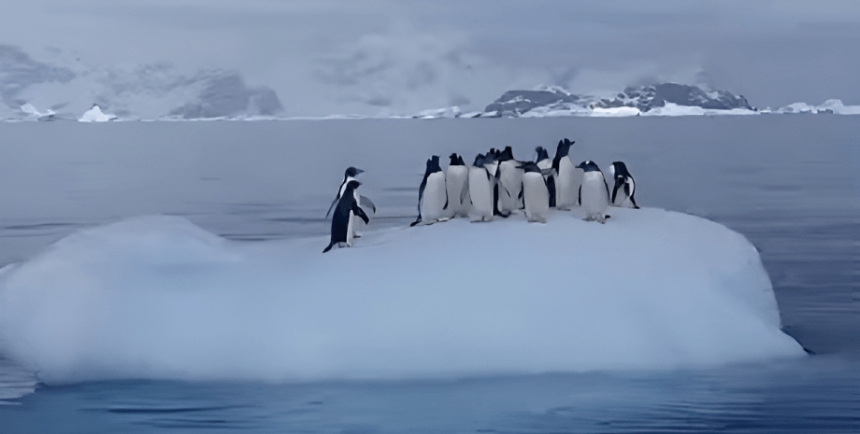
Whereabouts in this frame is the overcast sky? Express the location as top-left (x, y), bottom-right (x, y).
top-left (2, 0), bottom-right (859, 115)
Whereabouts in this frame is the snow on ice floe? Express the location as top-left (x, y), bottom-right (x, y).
top-left (0, 209), bottom-right (803, 383)
top-left (78, 105), bottom-right (117, 122)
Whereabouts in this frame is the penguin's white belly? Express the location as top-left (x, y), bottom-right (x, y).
top-left (581, 172), bottom-right (609, 219)
top-left (346, 210), bottom-right (355, 246)
top-left (522, 172), bottom-right (549, 223)
top-left (445, 166), bottom-right (469, 217)
top-left (468, 167), bottom-right (493, 221)
top-left (350, 189), bottom-right (364, 235)
top-left (556, 157), bottom-right (579, 209)
top-left (498, 161), bottom-right (523, 212)
top-left (421, 172), bottom-right (447, 222)
top-left (611, 178), bottom-right (636, 208)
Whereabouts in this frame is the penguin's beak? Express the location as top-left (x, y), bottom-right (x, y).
top-left (356, 168), bottom-right (365, 175)
top-left (575, 162), bottom-right (585, 169)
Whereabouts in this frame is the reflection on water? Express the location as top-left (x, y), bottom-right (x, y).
top-left (0, 117), bottom-right (856, 432)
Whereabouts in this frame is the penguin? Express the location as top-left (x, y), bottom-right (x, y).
top-left (323, 180), bottom-right (370, 253)
top-left (575, 160), bottom-right (610, 223)
top-left (535, 146), bottom-right (556, 208)
top-left (444, 153), bottom-right (470, 218)
top-left (608, 161), bottom-right (640, 209)
top-left (553, 139), bottom-right (579, 210)
top-left (497, 146), bottom-right (524, 214)
top-left (482, 151), bottom-right (510, 218)
top-left (517, 161), bottom-right (551, 223)
top-left (468, 154), bottom-right (494, 222)
top-left (411, 155), bottom-right (448, 226)
top-left (325, 167), bottom-right (376, 238)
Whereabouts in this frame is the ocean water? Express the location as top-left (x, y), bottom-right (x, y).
top-left (0, 116), bottom-right (857, 432)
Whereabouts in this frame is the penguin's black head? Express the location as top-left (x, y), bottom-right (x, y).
top-left (427, 155), bottom-right (442, 172)
top-left (576, 160), bottom-right (600, 172)
top-left (345, 180), bottom-right (362, 190)
top-left (611, 161), bottom-right (630, 177)
top-left (535, 146), bottom-right (549, 162)
top-left (345, 167), bottom-right (364, 177)
top-left (473, 153), bottom-right (486, 167)
top-left (517, 161), bottom-right (540, 173)
top-left (449, 153), bottom-right (461, 166)
top-left (556, 139), bottom-right (574, 156)
top-left (499, 146), bottom-right (514, 161)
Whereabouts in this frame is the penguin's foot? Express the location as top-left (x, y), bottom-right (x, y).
top-left (353, 232), bottom-right (362, 238)
top-left (438, 217), bottom-right (450, 222)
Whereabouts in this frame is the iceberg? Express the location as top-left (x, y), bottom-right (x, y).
top-left (641, 103), bottom-right (759, 117)
top-left (814, 99), bottom-right (860, 115)
top-left (0, 209), bottom-right (803, 383)
top-left (78, 105), bottom-right (117, 122)
top-left (412, 106), bottom-right (462, 119)
top-left (590, 106), bottom-right (642, 117)
top-left (19, 104), bottom-right (55, 121)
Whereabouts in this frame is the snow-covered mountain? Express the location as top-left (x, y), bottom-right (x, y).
top-left (412, 83), bottom-right (860, 119)
top-left (481, 83), bottom-right (755, 118)
top-left (0, 45), bottom-right (282, 121)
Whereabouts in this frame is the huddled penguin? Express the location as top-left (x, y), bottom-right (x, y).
top-left (608, 161), bottom-right (640, 209)
top-left (518, 161), bottom-right (550, 223)
top-left (444, 153), bottom-right (470, 218)
top-left (535, 146), bottom-right (556, 207)
top-left (576, 160), bottom-right (610, 223)
top-left (482, 150), bottom-right (510, 218)
top-left (325, 167), bottom-right (376, 237)
top-left (411, 155), bottom-right (448, 226)
top-left (553, 139), bottom-right (579, 210)
top-left (497, 146), bottom-right (524, 214)
top-left (468, 154), bottom-right (495, 222)
top-left (323, 180), bottom-right (371, 253)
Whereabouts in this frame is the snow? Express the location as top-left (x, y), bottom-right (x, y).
top-left (0, 209), bottom-right (803, 383)
top-left (19, 104), bottom-right (55, 121)
top-left (641, 103), bottom-right (759, 117)
top-left (590, 106), bottom-right (643, 117)
top-left (413, 106), bottom-right (462, 119)
top-left (78, 105), bottom-right (117, 122)
top-left (519, 103), bottom-right (592, 117)
top-left (815, 99), bottom-right (860, 115)
top-left (775, 102), bottom-right (819, 114)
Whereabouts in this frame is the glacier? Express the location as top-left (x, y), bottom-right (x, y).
top-left (0, 209), bottom-right (803, 383)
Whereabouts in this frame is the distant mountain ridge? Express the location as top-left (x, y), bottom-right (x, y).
top-left (0, 45), bottom-right (283, 121)
top-left (483, 83), bottom-right (755, 117)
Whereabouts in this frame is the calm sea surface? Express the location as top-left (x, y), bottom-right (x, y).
top-left (0, 117), bottom-right (857, 433)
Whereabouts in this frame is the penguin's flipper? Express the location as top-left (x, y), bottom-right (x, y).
top-left (611, 178), bottom-right (623, 204)
top-left (410, 217), bottom-right (422, 227)
top-left (578, 185), bottom-right (582, 206)
top-left (359, 195), bottom-right (376, 213)
top-left (460, 183), bottom-right (470, 205)
top-left (353, 202), bottom-right (371, 224)
top-left (323, 242), bottom-right (335, 253)
top-left (324, 197), bottom-right (339, 218)
top-left (630, 194), bottom-right (640, 209)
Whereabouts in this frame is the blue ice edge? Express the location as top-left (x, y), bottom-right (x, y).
top-left (0, 208), bottom-right (804, 384)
